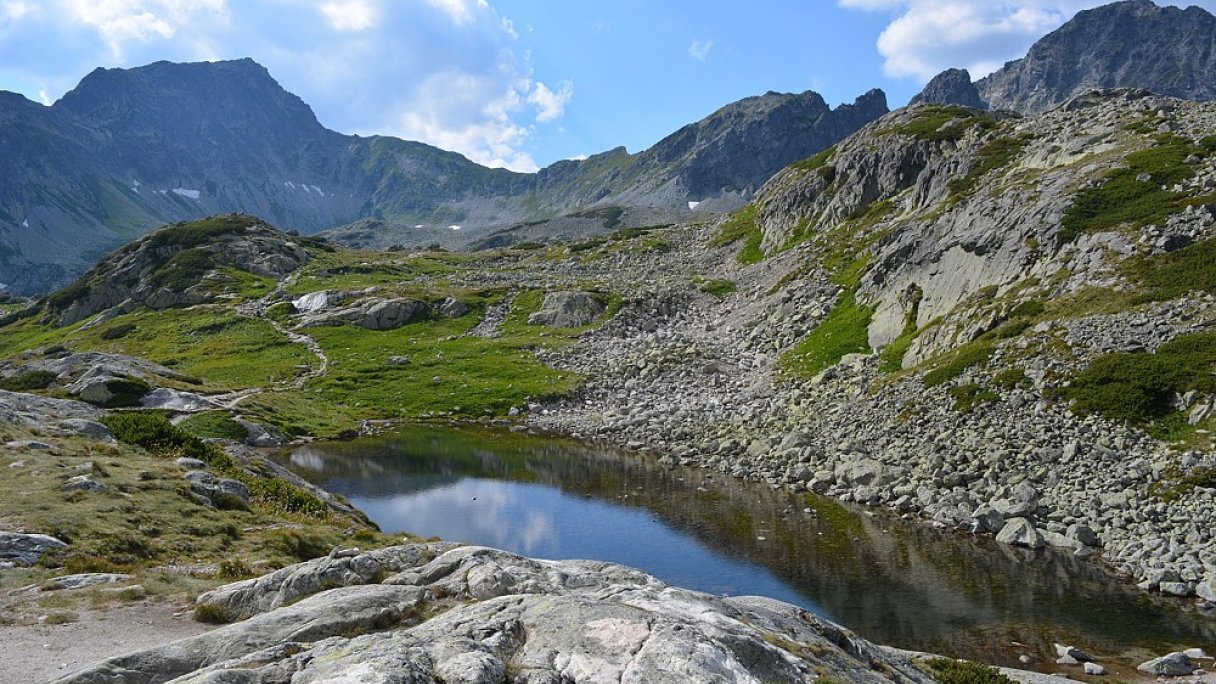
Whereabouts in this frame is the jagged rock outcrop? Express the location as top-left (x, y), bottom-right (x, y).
top-left (44, 215), bottom-right (314, 326)
top-left (910, 68), bottom-right (987, 109)
top-left (976, 0), bottom-right (1216, 113)
top-left (752, 89), bottom-right (1216, 363)
top-left (58, 545), bottom-right (935, 684)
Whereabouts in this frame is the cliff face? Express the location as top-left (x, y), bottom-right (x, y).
top-left (911, 1), bottom-right (1216, 114)
top-left (977, 0), bottom-right (1216, 113)
top-left (752, 89), bottom-right (1216, 364)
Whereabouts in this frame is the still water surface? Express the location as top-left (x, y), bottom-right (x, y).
top-left (283, 427), bottom-right (1215, 668)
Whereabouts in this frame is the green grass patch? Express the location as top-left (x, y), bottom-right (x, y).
top-left (923, 341), bottom-right (995, 387)
top-left (1127, 237), bottom-right (1216, 299)
top-left (101, 412), bottom-right (327, 517)
top-left (1065, 331), bottom-right (1216, 426)
top-left (179, 411), bottom-right (248, 441)
top-left (143, 215), bottom-right (261, 251)
top-left (302, 295), bottom-right (587, 422)
top-left (149, 248), bottom-right (214, 292)
top-left (790, 146), bottom-right (835, 173)
top-left (888, 105), bottom-right (998, 143)
top-left (993, 368), bottom-right (1028, 389)
top-left (72, 308), bottom-right (312, 389)
top-left (948, 134), bottom-right (1032, 198)
top-left (0, 370), bottom-right (57, 391)
top-left (696, 279), bottom-right (737, 299)
top-left (779, 290), bottom-right (874, 378)
top-left (709, 205), bottom-right (764, 265)
top-left (947, 383), bottom-right (999, 412)
top-left (1060, 134), bottom-right (1211, 243)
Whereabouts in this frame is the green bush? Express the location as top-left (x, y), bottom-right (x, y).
top-left (1060, 134), bottom-right (1208, 242)
top-left (146, 215), bottom-right (260, 251)
top-left (179, 411), bottom-right (248, 441)
top-left (1065, 332), bottom-right (1216, 425)
top-left (46, 279), bottom-right (91, 311)
top-left (102, 412), bottom-right (328, 517)
top-left (948, 383), bottom-right (999, 412)
top-left (150, 248), bottom-right (215, 292)
top-left (993, 368), bottom-right (1028, 389)
top-left (790, 146), bottom-right (835, 172)
top-left (1128, 237), bottom-right (1216, 299)
top-left (923, 342), bottom-right (994, 387)
top-left (697, 279), bottom-right (737, 299)
top-left (87, 377), bottom-right (151, 408)
top-left (0, 370), bottom-right (57, 391)
top-left (99, 322), bottom-right (137, 340)
top-left (923, 657), bottom-right (1014, 684)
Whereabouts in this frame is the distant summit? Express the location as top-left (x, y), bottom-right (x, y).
top-left (913, 0), bottom-right (1216, 113)
top-left (0, 58), bottom-right (886, 295)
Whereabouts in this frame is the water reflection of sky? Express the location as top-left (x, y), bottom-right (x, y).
top-left (350, 476), bottom-right (823, 614)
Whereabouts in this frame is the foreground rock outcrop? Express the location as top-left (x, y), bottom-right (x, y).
top-left (57, 545), bottom-right (935, 684)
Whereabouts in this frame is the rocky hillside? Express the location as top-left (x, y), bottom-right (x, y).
top-left (26, 214), bottom-right (324, 327)
top-left (914, 0), bottom-right (1216, 114)
top-left (0, 59), bottom-right (886, 296)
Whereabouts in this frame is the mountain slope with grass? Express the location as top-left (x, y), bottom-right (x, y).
top-left (0, 59), bottom-right (886, 296)
top-left (4, 88), bottom-right (1216, 681)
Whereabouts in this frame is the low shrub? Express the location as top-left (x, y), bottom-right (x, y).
top-left (99, 322), bottom-right (137, 340)
top-left (923, 342), bottom-right (994, 387)
top-left (923, 657), bottom-right (1014, 684)
top-left (1065, 332), bottom-right (1216, 425)
top-left (0, 370), bottom-right (57, 391)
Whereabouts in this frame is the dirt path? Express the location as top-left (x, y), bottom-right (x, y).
top-left (0, 599), bottom-right (214, 683)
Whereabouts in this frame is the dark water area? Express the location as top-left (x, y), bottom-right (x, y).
top-left (281, 426), bottom-right (1216, 670)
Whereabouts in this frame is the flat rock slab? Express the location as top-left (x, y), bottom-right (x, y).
top-left (41, 573), bottom-right (134, 591)
top-left (60, 544), bottom-right (935, 684)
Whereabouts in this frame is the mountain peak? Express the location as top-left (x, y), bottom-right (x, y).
top-left (56, 58), bottom-right (321, 131)
top-left (975, 0), bottom-right (1216, 113)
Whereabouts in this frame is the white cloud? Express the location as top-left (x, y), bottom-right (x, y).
top-left (60, 0), bottom-right (228, 59)
top-left (688, 38), bottom-right (714, 62)
top-left (395, 69), bottom-right (539, 171)
top-left (319, 0), bottom-right (378, 32)
top-left (423, 0), bottom-right (487, 25)
top-left (841, 0), bottom-right (1216, 81)
top-left (528, 80), bottom-right (572, 123)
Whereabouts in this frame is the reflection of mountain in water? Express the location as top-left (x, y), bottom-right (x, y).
top-left (280, 428), bottom-right (1216, 667)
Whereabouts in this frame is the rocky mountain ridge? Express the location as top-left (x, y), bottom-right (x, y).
top-left (0, 59), bottom-right (886, 296)
top-left (914, 0), bottom-right (1216, 114)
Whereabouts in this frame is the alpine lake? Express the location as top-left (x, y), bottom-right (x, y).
top-left (278, 426), bottom-right (1216, 674)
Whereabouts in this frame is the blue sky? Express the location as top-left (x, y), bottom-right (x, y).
top-left (1, 0), bottom-right (1213, 172)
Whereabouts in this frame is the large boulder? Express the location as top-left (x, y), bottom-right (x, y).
top-left (995, 518), bottom-right (1045, 549)
top-left (358, 299), bottom-right (431, 330)
top-left (61, 544), bottom-right (935, 684)
top-left (527, 291), bottom-right (609, 328)
top-left (0, 532), bottom-right (69, 566)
